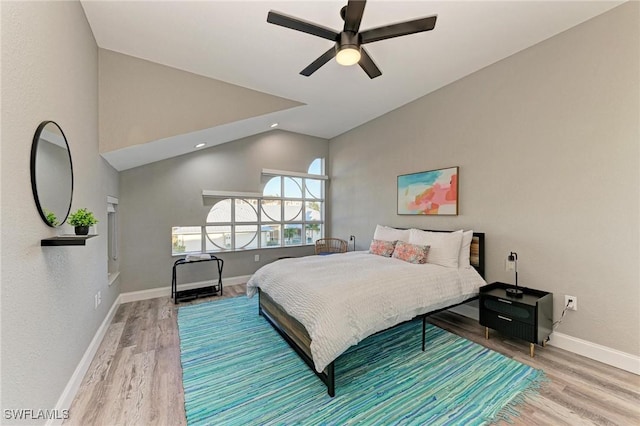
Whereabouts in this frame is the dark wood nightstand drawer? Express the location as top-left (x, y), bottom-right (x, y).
top-left (479, 282), bottom-right (553, 356)
top-left (479, 309), bottom-right (535, 342)
top-left (482, 297), bottom-right (535, 325)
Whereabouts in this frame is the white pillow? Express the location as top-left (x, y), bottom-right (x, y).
top-left (408, 229), bottom-right (463, 268)
top-left (458, 230), bottom-right (473, 269)
top-left (373, 225), bottom-right (410, 243)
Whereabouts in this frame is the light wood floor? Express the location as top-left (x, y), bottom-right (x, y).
top-left (65, 284), bottom-right (640, 425)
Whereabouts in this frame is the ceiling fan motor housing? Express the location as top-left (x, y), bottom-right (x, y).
top-left (337, 31), bottom-right (360, 52)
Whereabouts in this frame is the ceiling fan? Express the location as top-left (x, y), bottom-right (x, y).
top-left (267, 0), bottom-right (437, 79)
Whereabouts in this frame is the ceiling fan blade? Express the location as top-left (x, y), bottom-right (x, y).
top-left (267, 11), bottom-right (339, 41)
top-left (358, 47), bottom-right (382, 79)
top-left (343, 0), bottom-right (366, 33)
top-left (300, 47), bottom-right (337, 76)
top-left (360, 15), bottom-right (437, 44)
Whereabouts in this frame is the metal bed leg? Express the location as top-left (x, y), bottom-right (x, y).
top-left (422, 316), bottom-right (427, 351)
top-left (327, 362), bottom-right (335, 397)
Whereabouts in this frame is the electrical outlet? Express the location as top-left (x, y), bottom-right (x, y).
top-left (94, 294), bottom-right (99, 309)
top-left (565, 295), bottom-right (577, 311)
top-left (254, 254), bottom-right (260, 262)
top-left (98, 291), bottom-right (101, 306)
top-left (349, 235), bottom-right (355, 241)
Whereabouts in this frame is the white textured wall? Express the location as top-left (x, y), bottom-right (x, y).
top-left (329, 3), bottom-right (639, 356)
top-left (1, 1), bottom-right (119, 420)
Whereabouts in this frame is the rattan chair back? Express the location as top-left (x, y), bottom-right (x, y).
top-left (315, 238), bottom-right (348, 255)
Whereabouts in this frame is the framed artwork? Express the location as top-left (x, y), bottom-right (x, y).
top-left (397, 166), bottom-right (458, 215)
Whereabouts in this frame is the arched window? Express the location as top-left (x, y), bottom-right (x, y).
top-left (204, 199), bottom-right (259, 251)
top-left (172, 158), bottom-right (326, 254)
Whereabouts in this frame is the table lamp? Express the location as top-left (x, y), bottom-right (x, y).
top-left (505, 251), bottom-right (523, 298)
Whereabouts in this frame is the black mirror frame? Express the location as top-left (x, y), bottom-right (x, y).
top-left (30, 120), bottom-right (74, 228)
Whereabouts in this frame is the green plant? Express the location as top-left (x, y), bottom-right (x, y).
top-left (172, 235), bottom-right (186, 253)
top-left (68, 208), bottom-right (98, 227)
top-left (44, 210), bottom-right (58, 226)
top-left (284, 227), bottom-right (301, 243)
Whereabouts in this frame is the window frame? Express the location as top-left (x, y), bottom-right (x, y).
top-left (172, 163), bottom-right (327, 256)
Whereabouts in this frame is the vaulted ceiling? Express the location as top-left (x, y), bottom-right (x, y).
top-left (81, 0), bottom-right (624, 170)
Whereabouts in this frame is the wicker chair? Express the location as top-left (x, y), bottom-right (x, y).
top-left (315, 238), bottom-right (348, 255)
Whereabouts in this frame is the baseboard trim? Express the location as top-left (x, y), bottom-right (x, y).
top-left (549, 332), bottom-right (640, 375)
top-left (449, 302), bottom-right (639, 376)
top-left (47, 295), bottom-right (121, 426)
top-left (49, 274), bottom-right (251, 424)
top-left (119, 275), bottom-right (251, 304)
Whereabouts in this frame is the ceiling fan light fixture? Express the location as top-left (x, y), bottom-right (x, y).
top-left (336, 45), bottom-right (361, 66)
top-left (267, 1), bottom-right (437, 78)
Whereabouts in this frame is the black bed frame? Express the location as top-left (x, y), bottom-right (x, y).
top-left (258, 231), bottom-right (485, 397)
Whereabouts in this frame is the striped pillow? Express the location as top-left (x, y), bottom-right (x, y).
top-left (369, 239), bottom-right (397, 257)
top-left (392, 241), bottom-right (430, 264)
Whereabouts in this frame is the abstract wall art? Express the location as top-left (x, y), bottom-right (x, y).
top-left (397, 167), bottom-right (458, 215)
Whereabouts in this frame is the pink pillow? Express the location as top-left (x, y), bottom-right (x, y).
top-left (392, 241), bottom-right (430, 264)
top-left (369, 239), bottom-right (397, 257)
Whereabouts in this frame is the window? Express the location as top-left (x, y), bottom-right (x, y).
top-left (107, 196), bottom-right (118, 262)
top-left (107, 196), bottom-right (119, 285)
top-left (171, 158), bottom-right (326, 255)
top-left (205, 199), bottom-right (260, 251)
top-left (172, 226), bottom-right (203, 254)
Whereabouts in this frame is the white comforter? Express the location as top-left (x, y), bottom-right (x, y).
top-left (246, 251), bottom-right (486, 373)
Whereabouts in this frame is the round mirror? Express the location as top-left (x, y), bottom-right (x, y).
top-left (30, 121), bottom-right (74, 227)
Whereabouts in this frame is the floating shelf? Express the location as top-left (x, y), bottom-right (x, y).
top-left (41, 235), bottom-right (97, 246)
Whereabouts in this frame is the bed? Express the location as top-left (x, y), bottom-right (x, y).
top-left (246, 230), bottom-right (486, 396)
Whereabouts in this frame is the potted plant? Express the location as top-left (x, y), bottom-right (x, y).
top-left (68, 208), bottom-right (98, 235)
top-left (44, 209), bottom-right (58, 227)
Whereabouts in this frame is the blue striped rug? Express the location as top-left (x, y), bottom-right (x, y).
top-left (178, 296), bottom-right (544, 425)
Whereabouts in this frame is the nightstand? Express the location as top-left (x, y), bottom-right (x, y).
top-left (479, 282), bottom-right (553, 357)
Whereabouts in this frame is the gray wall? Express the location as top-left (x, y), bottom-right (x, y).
top-left (329, 3), bottom-right (639, 356)
top-left (1, 1), bottom-right (119, 420)
top-left (98, 49), bottom-right (301, 153)
top-left (119, 130), bottom-right (329, 292)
